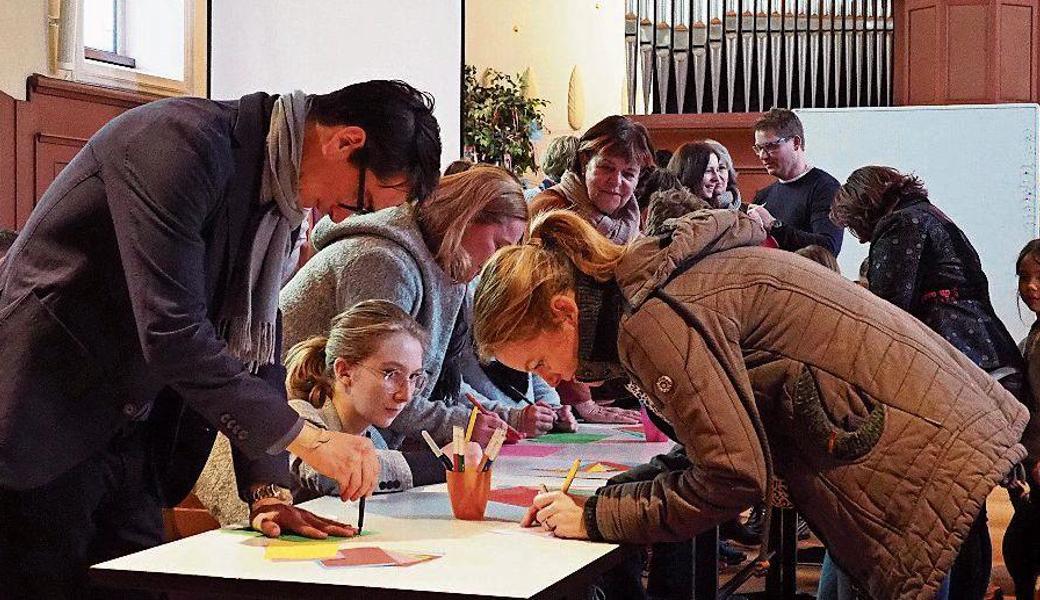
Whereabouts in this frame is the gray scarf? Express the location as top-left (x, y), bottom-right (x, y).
top-left (553, 171), bottom-right (640, 245)
top-left (216, 91), bottom-right (308, 371)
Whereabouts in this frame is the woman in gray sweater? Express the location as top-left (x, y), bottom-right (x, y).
top-left (281, 166), bottom-right (555, 446)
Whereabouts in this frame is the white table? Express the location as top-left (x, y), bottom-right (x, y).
top-left (92, 425), bottom-right (674, 599)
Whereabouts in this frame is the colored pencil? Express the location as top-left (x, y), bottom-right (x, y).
top-left (560, 458), bottom-right (580, 494)
top-left (464, 406), bottom-right (479, 443)
top-left (464, 392), bottom-right (523, 437)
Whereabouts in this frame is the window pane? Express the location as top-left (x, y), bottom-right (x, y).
top-left (83, 0), bottom-right (117, 52)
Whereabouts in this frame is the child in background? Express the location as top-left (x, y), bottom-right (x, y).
top-left (285, 300), bottom-right (480, 502)
top-left (1006, 239), bottom-right (1040, 600)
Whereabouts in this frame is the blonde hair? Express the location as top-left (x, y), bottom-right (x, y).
top-left (473, 210), bottom-right (625, 360)
top-left (285, 299), bottom-right (429, 407)
top-left (417, 165), bottom-right (528, 282)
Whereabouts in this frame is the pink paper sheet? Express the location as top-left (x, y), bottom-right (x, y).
top-left (496, 444), bottom-right (562, 458)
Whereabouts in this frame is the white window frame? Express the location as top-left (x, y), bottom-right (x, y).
top-left (70, 0), bottom-right (206, 97)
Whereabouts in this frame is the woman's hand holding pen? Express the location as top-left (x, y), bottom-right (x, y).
top-left (470, 411), bottom-right (509, 445)
top-left (519, 402), bottom-right (556, 436)
top-left (521, 491), bottom-right (588, 540)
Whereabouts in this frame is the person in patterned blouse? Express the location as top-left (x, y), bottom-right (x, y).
top-left (831, 165), bottom-right (1030, 600)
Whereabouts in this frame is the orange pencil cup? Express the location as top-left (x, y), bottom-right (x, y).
top-left (445, 468), bottom-right (492, 521)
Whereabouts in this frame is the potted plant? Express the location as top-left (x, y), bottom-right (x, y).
top-left (463, 65), bottom-right (548, 176)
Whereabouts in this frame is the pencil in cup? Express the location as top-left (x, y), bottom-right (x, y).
top-left (477, 428), bottom-right (507, 472)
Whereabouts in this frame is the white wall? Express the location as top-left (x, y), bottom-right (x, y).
top-left (0, 1), bottom-right (49, 100)
top-left (465, 0), bottom-right (626, 170)
top-left (210, 0), bottom-right (462, 168)
top-left (798, 104), bottom-right (1040, 341)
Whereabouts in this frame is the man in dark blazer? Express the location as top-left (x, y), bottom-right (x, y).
top-left (0, 80), bottom-right (441, 598)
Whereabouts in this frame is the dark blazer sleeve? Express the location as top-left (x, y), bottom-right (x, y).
top-left (97, 114), bottom-right (301, 461)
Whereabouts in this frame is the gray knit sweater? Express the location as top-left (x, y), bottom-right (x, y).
top-left (279, 204), bottom-right (519, 447)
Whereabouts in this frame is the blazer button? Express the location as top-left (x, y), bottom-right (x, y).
top-left (122, 403), bottom-right (136, 416)
top-left (227, 419), bottom-right (237, 429)
top-left (220, 414), bottom-right (231, 424)
top-left (237, 431), bottom-right (248, 441)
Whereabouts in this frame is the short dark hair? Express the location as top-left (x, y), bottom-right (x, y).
top-left (309, 80), bottom-right (442, 202)
top-left (569, 115), bottom-right (655, 178)
top-left (0, 228), bottom-right (16, 257)
top-left (635, 167), bottom-right (681, 212)
top-left (444, 160), bottom-right (473, 176)
top-left (644, 188), bottom-right (711, 236)
top-left (667, 142), bottom-right (718, 200)
top-left (754, 108), bottom-right (805, 144)
top-left (830, 165), bottom-right (928, 242)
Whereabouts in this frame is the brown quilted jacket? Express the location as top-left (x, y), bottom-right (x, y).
top-left (585, 210), bottom-right (1029, 599)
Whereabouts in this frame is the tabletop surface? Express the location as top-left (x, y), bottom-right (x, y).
top-left (92, 424), bottom-right (675, 599)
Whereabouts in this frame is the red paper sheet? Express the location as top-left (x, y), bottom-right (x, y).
top-left (488, 486), bottom-right (540, 507)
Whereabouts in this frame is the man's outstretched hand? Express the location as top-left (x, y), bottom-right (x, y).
top-left (250, 498), bottom-right (358, 539)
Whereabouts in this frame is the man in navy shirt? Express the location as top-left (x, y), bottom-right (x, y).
top-left (747, 108), bottom-right (843, 257)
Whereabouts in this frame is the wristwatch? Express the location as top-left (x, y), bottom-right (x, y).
top-left (251, 483), bottom-right (293, 504)
top-left (770, 219), bottom-right (785, 233)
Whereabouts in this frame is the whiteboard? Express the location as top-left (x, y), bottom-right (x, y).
top-left (796, 105), bottom-right (1040, 341)
top-left (209, 0), bottom-right (462, 169)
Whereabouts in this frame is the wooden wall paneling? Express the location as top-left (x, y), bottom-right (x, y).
top-left (997, 2), bottom-right (1037, 101)
top-left (629, 113), bottom-right (773, 202)
top-left (896, 0), bottom-right (1039, 105)
top-left (946, 1), bottom-right (992, 102)
top-left (0, 91), bottom-right (15, 230)
top-left (893, 1), bottom-right (908, 105)
top-left (906, 1), bottom-right (940, 105)
top-left (4, 75), bottom-right (159, 230)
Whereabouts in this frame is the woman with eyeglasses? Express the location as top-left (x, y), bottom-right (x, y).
top-left (285, 300), bottom-right (480, 501)
top-left (281, 165), bottom-right (552, 448)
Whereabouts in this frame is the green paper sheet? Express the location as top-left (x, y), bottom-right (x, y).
top-left (527, 432), bottom-right (610, 444)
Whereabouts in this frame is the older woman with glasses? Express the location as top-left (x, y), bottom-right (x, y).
top-left (284, 300), bottom-right (480, 501)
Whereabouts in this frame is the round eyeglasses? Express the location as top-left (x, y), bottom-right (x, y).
top-left (356, 363), bottom-right (429, 394)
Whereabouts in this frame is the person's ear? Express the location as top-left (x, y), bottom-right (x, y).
top-left (322, 125), bottom-right (366, 161)
top-left (792, 135), bottom-right (805, 151)
top-left (333, 356), bottom-right (353, 386)
top-left (549, 294), bottom-right (579, 326)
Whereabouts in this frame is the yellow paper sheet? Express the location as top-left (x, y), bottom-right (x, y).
top-left (264, 541), bottom-right (341, 561)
